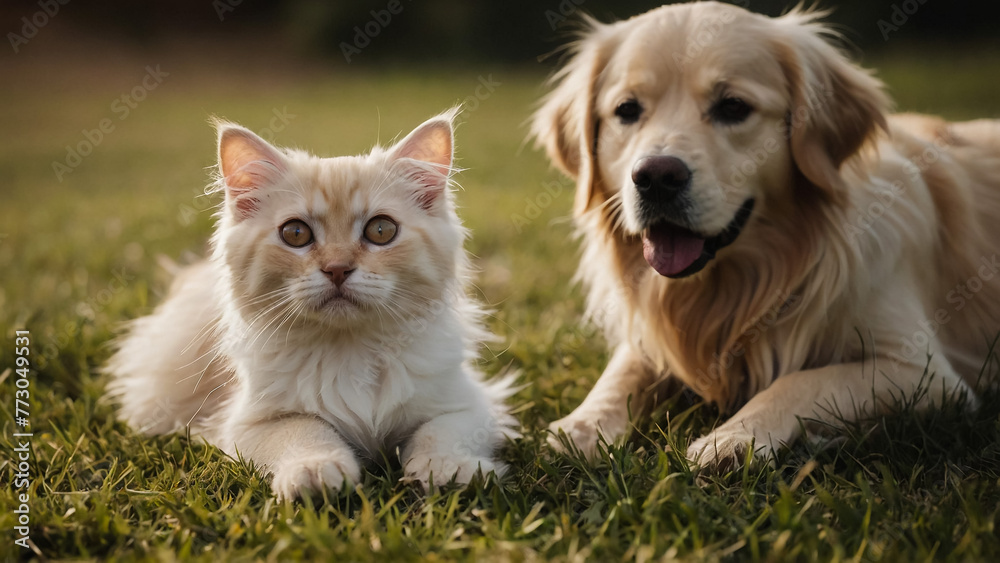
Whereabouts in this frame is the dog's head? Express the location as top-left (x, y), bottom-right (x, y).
top-left (532, 2), bottom-right (889, 278)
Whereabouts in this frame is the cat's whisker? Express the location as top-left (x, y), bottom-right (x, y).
top-left (175, 345), bottom-right (224, 383)
top-left (382, 305), bottom-right (414, 328)
top-left (243, 300), bottom-right (289, 323)
top-left (387, 289), bottom-right (455, 319)
top-left (247, 314), bottom-right (289, 350)
top-left (377, 295), bottom-right (421, 321)
top-left (186, 370), bottom-right (237, 428)
top-left (241, 287), bottom-right (292, 303)
top-left (374, 297), bottom-right (423, 331)
top-left (175, 319), bottom-right (224, 370)
top-left (242, 294), bottom-right (297, 337)
top-left (185, 346), bottom-right (226, 394)
top-left (378, 307), bottom-right (434, 330)
top-left (284, 303), bottom-right (307, 347)
top-left (177, 318), bottom-right (222, 358)
top-left (259, 299), bottom-right (305, 350)
top-left (383, 284), bottom-right (445, 306)
top-left (370, 300), bottom-right (390, 333)
top-left (246, 298), bottom-right (297, 349)
top-left (236, 290), bottom-right (298, 330)
top-left (465, 280), bottom-right (493, 304)
top-left (244, 310), bottom-right (290, 343)
top-left (239, 286), bottom-right (296, 307)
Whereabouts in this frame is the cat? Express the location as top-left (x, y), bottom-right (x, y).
top-left (104, 109), bottom-right (516, 499)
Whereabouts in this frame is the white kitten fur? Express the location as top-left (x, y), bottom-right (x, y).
top-left (104, 110), bottom-right (515, 499)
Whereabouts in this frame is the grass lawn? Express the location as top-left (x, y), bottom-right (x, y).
top-left (2, 40), bottom-right (1000, 561)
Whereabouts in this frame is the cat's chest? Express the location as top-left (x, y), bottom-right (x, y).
top-left (244, 340), bottom-right (430, 455)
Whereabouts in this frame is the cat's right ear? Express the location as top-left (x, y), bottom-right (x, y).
top-left (215, 121), bottom-right (287, 221)
top-left (388, 109), bottom-right (457, 211)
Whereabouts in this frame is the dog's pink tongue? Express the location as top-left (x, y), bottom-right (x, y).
top-left (642, 224), bottom-right (706, 277)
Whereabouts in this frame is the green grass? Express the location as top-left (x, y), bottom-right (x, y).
top-left (2, 45), bottom-right (999, 562)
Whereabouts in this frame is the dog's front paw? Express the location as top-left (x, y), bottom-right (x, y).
top-left (547, 412), bottom-right (626, 459)
top-left (269, 452), bottom-right (361, 500)
top-left (686, 426), bottom-right (770, 471)
top-left (547, 416), bottom-right (600, 458)
top-left (403, 454), bottom-right (502, 489)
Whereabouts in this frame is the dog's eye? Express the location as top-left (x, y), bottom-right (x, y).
top-left (614, 100), bottom-right (643, 124)
top-left (711, 97), bottom-right (753, 124)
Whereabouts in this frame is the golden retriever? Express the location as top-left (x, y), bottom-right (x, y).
top-left (531, 1), bottom-right (1000, 467)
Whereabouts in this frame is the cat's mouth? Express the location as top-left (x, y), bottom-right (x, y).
top-left (317, 289), bottom-right (363, 311)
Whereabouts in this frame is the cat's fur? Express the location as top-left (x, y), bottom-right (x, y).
top-left (104, 110), bottom-right (515, 499)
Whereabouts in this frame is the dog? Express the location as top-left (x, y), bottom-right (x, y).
top-left (531, 1), bottom-right (1000, 468)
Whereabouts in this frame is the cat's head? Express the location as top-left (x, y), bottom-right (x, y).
top-left (211, 110), bottom-right (466, 332)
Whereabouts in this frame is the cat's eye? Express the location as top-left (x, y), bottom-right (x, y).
top-left (280, 219), bottom-right (313, 247)
top-left (614, 99), bottom-right (643, 124)
top-left (710, 97), bottom-right (753, 124)
top-left (363, 216), bottom-right (398, 246)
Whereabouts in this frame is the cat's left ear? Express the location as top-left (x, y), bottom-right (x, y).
top-left (388, 109), bottom-right (457, 210)
top-left (215, 120), bottom-right (288, 221)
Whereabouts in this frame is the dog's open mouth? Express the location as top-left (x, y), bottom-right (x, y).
top-left (641, 198), bottom-right (755, 278)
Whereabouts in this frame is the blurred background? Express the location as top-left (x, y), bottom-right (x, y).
top-left (3, 0), bottom-right (999, 63)
top-left (0, 0), bottom-right (998, 395)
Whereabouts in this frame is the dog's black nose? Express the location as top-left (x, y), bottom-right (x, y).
top-left (632, 156), bottom-right (692, 200)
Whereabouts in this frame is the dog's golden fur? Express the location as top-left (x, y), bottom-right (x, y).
top-left (532, 2), bottom-right (1000, 466)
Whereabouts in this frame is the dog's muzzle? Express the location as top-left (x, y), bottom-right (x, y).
top-left (641, 198), bottom-right (755, 278)
top-left (632, 155), bottom-right (692, 223)
top-left (631, 155), bottom-right (754, 278)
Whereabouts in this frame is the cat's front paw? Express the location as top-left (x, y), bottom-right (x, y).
top-left (403, 454), bottom-right (503, 489)
top-left (269, 452), bottom-right (361, 500)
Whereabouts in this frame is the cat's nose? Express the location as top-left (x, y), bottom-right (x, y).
top-left (322, 264), bottom-right (355, 287)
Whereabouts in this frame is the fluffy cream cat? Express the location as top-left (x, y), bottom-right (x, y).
top-left (104, 110), bottom-right (515, 499)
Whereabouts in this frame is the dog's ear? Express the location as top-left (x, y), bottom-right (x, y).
top-left (531, 19), bottom-right (615, 216)
top-left (772, 10), bottom-right (891, 204)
